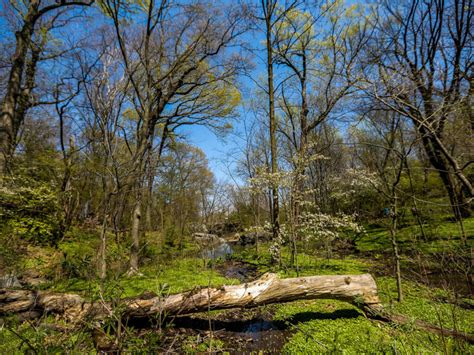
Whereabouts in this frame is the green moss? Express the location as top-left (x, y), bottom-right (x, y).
top-left (181, 336), bottom-right (225, 353)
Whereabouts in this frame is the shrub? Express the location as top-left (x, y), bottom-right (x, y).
top-left (0, 176), bottom-right (61, 245)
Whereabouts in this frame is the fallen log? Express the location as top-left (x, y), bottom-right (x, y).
top-left (1, 273), bottom-right (472, 343)
top-left (0, 273), bottom-right (379, 321)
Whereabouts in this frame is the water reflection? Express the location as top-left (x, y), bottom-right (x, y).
top-left (201, 242), bottom-right (233, 260)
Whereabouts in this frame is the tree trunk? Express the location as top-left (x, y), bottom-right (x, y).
top-left (390, 206), bottom-right (403, 302)
top-left (0, 5), bottom-right (37, 174)
top-left (127, 129), bottom-right (150, 274)
top-left (129, 190), bottom-right (142, 274)
top-left (98, 191), bottom-right (110, 282)
top-left (418, 125), bottom-right (471, 219)
top-left (264, 1), bottom-right (280, 265)
top-left (0, 273), bottom-right (380, 321)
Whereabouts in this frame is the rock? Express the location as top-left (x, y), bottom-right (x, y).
top-left (0, 274), bottom-right (22, 288)
top-left (192, 233), bottom-right (223, 245)
top-left (190, 223), bottom-right (208, 234)
top-left (238, 231), bottom-right (272, 246)
top-left (225, 233), bottom-right (241, 243)
top-left (208, 221), bottom-right (240, 235)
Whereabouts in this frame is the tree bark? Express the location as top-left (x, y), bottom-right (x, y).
top-left (127, 128), bottom-right (150, 274)
top-left (263, 0), bottom-right (280, 265)
top-left (0, 4), bottom-right (36, 174)
top-left (390, 196), bottom-right (403, 302)
top-left (419, 126), bottom-right (471, 219)
top-left (129, 189), bottom-right (142, 274)
top-left (0, 273), bottom-right (380, 321)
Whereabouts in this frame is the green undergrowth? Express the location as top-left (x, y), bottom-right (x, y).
top-left (275, 298), bottom-right (471, 353)
top-left (182, 336), bottom-right (225, 353)
top-left (377, 277), bottom-right (473, 334)
top-left (230, 245), bottom-right (473, 353)
top-left (233, 243), bottom-right (371, 277)
top-left (0, 315), bottom-right (95, 354)
top-left (3, 220), bottom-right (473, 353)
top-left (273, 277), bottom-right (473, 353)
top-left (50, 257), bottom-right (240, 298)
top-left (358, 217), bottom-right (474, 253)
top-left (19, 227), bottom-right (239, 299)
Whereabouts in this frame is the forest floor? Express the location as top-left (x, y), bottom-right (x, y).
top-left (0, 218), bottom-right (473, 353)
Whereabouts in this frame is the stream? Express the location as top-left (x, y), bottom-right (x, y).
top-left (200, 241), bottom-right (233, 260)
top-left (169, 309), bottom-right (293, 353)
top-left (170, 239), bottom-right (294, 353)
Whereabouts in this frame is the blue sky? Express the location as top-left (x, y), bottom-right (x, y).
top-left (0, 1), bottom-right (250, 185)
top-left (181, 103), bottom-right (252, 184)
top-left (0, 0), bottom-right (361, 186)
top-left (184, 124), bottom-right (234, 181)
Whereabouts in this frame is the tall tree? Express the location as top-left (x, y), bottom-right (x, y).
top-left (79, 44), bottom-right (129, 281)
top-left (272, 1), bottom-right (369, 265)
top-left (262, 0), bottom-right (279, 264)
top-left (365, 0), bottom-right (473, 218)
top-left (102, 0), bottom-right (243, 273)
top-left (276, 1), bottom-right (369, 177)
top-left (258, 0), bottom-right (299, 264)
top-left (0, 0), bottom-right (94, 174)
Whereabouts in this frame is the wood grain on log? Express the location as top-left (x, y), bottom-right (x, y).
top-left (125, 273), bottom-right (381, 317)
top-left (0, 273), bottom-right (380, 321)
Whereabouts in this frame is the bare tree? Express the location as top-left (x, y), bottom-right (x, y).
top-left (352, 111), bottom-right (418, 302)
top-left (272, 2), bottom-right (370, 266)
top-left (0, 0), bottom-right (95, 174)
top-left (365, 0), bottom-right (473, 218)
top-left (79, 44), bottom-right (129, 281)
top-left (102, 0), bottom-right (244, 273)
top-left (257, 0), bottom-right (300, 264)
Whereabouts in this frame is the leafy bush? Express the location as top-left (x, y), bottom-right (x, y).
top-left (0, 176), bottom-right (61, 245)
top-left (0, 224), bottom-right (27, 271)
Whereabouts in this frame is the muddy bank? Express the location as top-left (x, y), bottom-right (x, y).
top-left (215, 260), bottom-right (260, 282)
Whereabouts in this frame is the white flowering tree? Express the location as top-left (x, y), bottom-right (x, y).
top-left (297, 211), bottom-right (363, 259)
top-left (249, 155), bottom-right (364, 273)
